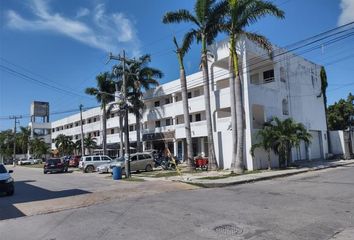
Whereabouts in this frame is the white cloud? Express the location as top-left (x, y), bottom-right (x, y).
top-left (338, 0), bottom-right (354, 26)
top-left (6, 0), bottom-right (140, 55)
top-left (76, 8), bottom-right (90, 18)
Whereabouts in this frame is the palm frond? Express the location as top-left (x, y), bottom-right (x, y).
top-left (244, 31), bottom-right (273, 58)
top-left (163, 9), bottom-right (200, 27)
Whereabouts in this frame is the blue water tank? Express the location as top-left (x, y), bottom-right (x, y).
top-left (112, 166), bottom-right (122, 180)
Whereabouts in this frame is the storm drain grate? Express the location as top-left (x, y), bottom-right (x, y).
top-left (213, 224), bottom-right (243, 236)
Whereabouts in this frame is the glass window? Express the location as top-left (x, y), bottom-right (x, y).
top-left (166, 118), bottom-right (171, 126)
top-left (263, 69), bottom-right (275, 83)
top-left (189, 115), bottom-right (193, 122)
top-left (93, 156), bottom-right (100, 161)
top-left (188, 92), bottom-right (192, 99)
top-left (195, 114), bottom-right (201, 122)
top-left (155, 121), bottom-right (161, 128)
top-left (165, 98), bottom-right (171, 104)
top-left (85, 157), bottom-right (92, 161)
top-left (129, 125), bottom-right (134, 132)
top-left (154, 101), bottom-right (160, 107)
top-left (282, 99), bottom-right (289, 115)
top-left (0, 164), bottom-right (7, 173)
top-left (102, 156), bottom-right (111, 161)
top-left (111, 129), bottom-right (115, 134)
top-left (131, 156), bottom-right (137, 161)
top-left (250, 73), bottom-right (260, 84)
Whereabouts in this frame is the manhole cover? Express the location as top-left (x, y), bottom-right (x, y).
top-left (213, 224), bottom-right (243, 236)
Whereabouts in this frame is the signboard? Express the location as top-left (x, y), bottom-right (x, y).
top-left (31, 101), bottom-right (49, 117)
top-left (142, 131), bottom-right (175, 141)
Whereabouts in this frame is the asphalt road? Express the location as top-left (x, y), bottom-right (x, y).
top-left (1, 164), bottom-right (354, 240)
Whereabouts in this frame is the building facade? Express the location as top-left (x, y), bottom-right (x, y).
top-left (51, 37), bottom-right (328, 170)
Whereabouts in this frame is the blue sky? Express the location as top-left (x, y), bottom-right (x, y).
top-left (0, 0), bottom-right (353, 130)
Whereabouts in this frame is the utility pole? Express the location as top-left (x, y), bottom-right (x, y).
top-left (109, 50), bottom-right (131, 178)
top-left (79, 104), bottom-right (85, 156)
top-left (10, 115), bottom-right (22, 166)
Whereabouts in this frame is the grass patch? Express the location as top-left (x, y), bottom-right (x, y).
top-left (150, 171), bottom-right (181, 178)
top-left (199, 170), bottom-right (263, 180)
top-left (20, 163), bottom-right (44, 168)
top-left (122, 177), bottom-right (145, 182)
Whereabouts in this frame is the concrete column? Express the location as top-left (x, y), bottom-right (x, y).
top-left (173, 139), bottom-right (178, 156)
top-left (143, 141), bottom-right (147, 152)
top-left (200, 137), bottom-right (205, 156)
top-left (242, 41), bottom-right (254, 170)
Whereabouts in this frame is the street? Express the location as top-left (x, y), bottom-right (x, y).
top-left (1, 164), bottom-right (354, 239)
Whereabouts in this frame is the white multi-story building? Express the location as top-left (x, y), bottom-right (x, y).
top-left (51, 37), bottom-right (328, 170)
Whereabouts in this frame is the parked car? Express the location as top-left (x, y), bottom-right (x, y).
top-left (18, 158), bottom-right (34, 165)
top-left (69, 155), bottom-right (81, 167)
top-left (44, 158), bottom-right (68, 174)
top-left (0, 164), bottom-right (14, 196)
top-left (116, 152), bottom-right (154, 174)
top-left (79, 155), bottom-right (112, 173)
top-left (97, 157), bottom-right (125, 174)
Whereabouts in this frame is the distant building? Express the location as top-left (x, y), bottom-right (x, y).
top-left (50, 37), bottom-right (328, 170)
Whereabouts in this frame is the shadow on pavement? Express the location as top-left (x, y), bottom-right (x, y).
top-left (0, 180), bottom-right (90, 221)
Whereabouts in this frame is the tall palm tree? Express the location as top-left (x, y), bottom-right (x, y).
top-left (171, 36), bottom-right (194, 170)
top-left (113, 54), bottom-right (162, 152)
top-left (221, 0), bottom-right (284, 172)
top-left (163, 0), bottom-right (225, 170)
top-left (18, 126), bottom-right (31, 154)
top-left (85, 72), bottom-right (115, 155)
top-left (84, 135), bottom-right (97, 155)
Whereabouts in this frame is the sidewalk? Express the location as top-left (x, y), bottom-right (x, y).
top-left (164, 159), bottom-right (354, 188)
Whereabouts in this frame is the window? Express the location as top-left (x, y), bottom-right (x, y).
top-left (280, 67), bottom-right (286, 82)
top-left (97, 131), bottom-right (100, 136)
top-left (93, 118), bottom-right (96, 122)
top-left (188, 92), bottom-right (192, 99)
top-left (189, 115), bottom-right (193, 122)
top-left (282, 99), bottom-right (289, 115)
top-left (250, 73), bottom-right (260, 85)
top-left (129, 125), bottom-right (134, 132)
top-left (155, 120), bottom-right (161, 128)
top-left (263, 69), bottom-right (275, 83)
top-left (52, 128), bottom-right (55, 132)
top-left (154, 101), bottom-right (160, 107)
top-left (85, 157), bottom-right (92, 161)
top-left (111, 129), bottom-right (115, 134)
top-left (131, 156), bottom-right (137, 161)
top-left (102, 156), bottom-right (110, 161)
top-left (88, 119), bottom-right (91, 124)
top-left (93, 156), bottom-right (100, 161)
top-left (195, 113), bottom-right (201, 122)
top-left (165, 98), bottom-right (171, 104)
top-left (166, 118), bottom-right (171, 126)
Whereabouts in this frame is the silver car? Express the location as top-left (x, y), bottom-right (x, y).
top-left (79, 155), bottom-right (112, 173)
top-left (120, 152), bottom-right (155, 173)
top-left (97, 157), bottom-right (124, 174)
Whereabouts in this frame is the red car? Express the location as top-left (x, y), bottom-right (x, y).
top-left (69, 155), bottom-right (81, 167)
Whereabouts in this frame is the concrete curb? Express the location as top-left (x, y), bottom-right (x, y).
top-left (180, 161), bottom-right (354, 188)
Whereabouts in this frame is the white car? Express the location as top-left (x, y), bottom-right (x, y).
top-left (0, 164), bottom-right (14, 196)
top-left (18, 158), bottom-right (34, 165)
top-left (79, 155), bottom-right (112, 173)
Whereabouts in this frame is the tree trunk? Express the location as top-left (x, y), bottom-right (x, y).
top-left (267, 150), bottom-right (271, 170)
top-left (102, 104), bottom-right (107, 155)
top-left (201, 38), bottom-right (217, 170)
top-left (135, 113), bottom-right (141, 152)
top-left (178, 53), bottom-right (194, 171)
top-left (229, 39), bottom-right (237, 170)
top-left (119, 113), bottom-right (124, 157)
top-left (230, 34), bottom-right (244, 173)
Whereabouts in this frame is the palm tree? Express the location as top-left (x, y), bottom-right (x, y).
top-left (85, 72), bottom-right (115, 155)
top-left (84, 135), bottom-right (97, 155)
top-left (170, 36), bottom-right (194, 170)
top-left (29, 138), bottom-right (50, 159)
top-left (250, 125), bottom-right (274, 170)
top-left (267, 117), bottom-right (311, 168)
top-left (55, 134), bottom-right (74, 156)
top-left (18, 127), bottom-right (31, 154)
top-left (221, 0), bottom-right (284, 173)
top-left (113, 54), bottom-right (162, 152)
top-left (163, 0), bottom-right (225, 170)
